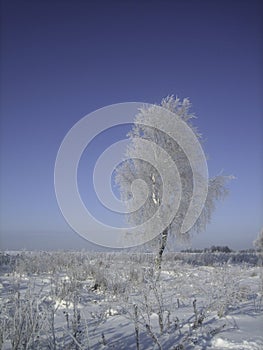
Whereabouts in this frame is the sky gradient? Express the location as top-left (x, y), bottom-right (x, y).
top-left (1, 0), bottom-right (262, 250)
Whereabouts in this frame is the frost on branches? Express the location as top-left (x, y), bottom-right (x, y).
top-left (115, 96), bottom-right (232, 270)
top-left (254, 228), bottom-right (263, 252)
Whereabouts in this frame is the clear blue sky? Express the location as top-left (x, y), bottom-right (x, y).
top-left (1, 0), bottom-right (262, 250)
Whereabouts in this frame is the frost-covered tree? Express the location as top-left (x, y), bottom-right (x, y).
top-left (115, 96), bottom-right (231, 270)
top-left (254, 228), bottom-right (263, 252)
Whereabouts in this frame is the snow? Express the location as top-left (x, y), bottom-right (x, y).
top-left (212, 338), bottom-right (263, 350)
top-left (0, 250), bottom-right (262, 349)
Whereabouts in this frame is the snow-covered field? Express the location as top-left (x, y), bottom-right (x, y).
top-left (0, 251), bottom-right (262, 349)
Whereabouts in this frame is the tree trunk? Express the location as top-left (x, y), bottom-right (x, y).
top-left (155, 228), bottom-right (168, 275)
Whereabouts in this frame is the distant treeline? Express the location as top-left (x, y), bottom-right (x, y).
top-left (180, 246), bottom-right (256, 253)
top-left (0, 248), bottom-right (261, 274)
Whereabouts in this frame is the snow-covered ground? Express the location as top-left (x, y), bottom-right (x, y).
top-left (0, 251), bottom-right (262, 349)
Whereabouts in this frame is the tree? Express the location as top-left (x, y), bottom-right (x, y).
top-left (115, 96), bottom-right (231, 271)
top-left (254, 228), bottom-right (263, 252)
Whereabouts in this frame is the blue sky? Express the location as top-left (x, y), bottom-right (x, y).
top-left (0, 0), bottom-right (262, 250)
